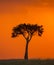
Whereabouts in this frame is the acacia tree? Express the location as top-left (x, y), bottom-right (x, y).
top-left (12, 23), bottom-right (43, 60)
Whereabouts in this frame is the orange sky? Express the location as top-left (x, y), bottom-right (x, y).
top-left (0, 0), bottom-right (54, 59)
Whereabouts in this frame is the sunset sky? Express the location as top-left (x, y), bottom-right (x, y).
top-left (0, 0), bottom-right (54, 59)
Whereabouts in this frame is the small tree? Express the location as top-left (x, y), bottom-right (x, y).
top-left (12, 23), bottom-right (44, 60)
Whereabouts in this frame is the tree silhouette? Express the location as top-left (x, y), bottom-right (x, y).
top-left (12, 23), bottom-right (44, 60)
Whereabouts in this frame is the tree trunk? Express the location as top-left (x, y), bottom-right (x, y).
top-left (24, 40), bottom-right (29, 60)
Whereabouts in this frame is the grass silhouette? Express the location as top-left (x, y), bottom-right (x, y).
top-left (0, 59), bottom-right (54, 65)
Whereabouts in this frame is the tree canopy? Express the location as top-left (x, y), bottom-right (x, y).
top-left (12, 23), bottom-right (43, 41)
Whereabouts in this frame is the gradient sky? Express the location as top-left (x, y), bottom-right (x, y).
top-left (0, 0), bottom-right (54, 59)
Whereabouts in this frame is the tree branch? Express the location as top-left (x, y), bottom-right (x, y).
top-left (29, 35), bottom-right (32, 41)
top-left (23, 34), bottom-right (27, 39)
top-left (27, 32), bottom-right (32, 42)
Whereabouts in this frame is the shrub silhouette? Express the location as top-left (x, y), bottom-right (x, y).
top-left (12, 23), bottom-right (44, 60)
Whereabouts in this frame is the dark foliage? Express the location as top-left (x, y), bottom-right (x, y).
top-left (12, 23), bottom-right (43, 40)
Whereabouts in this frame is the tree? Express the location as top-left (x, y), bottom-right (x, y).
top-left (12, 23), bottom-right (44, 60)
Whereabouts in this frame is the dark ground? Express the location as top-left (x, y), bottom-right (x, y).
top-left (0, 59), bottom-right (54, 65)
